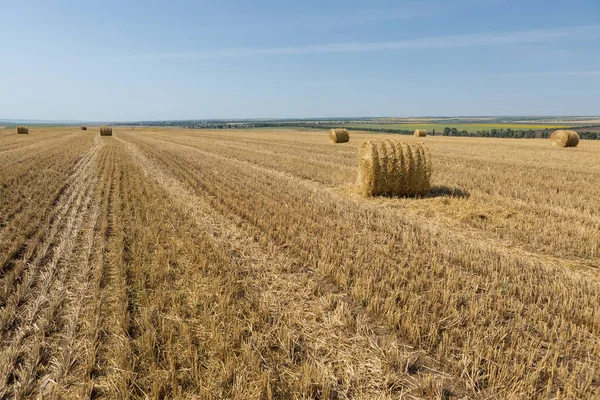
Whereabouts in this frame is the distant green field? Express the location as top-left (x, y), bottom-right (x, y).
top-left (345, 123), bottom-right (573, 133)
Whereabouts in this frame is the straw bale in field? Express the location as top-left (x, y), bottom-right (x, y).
top-left (16, 126), bottom-right (29, 134)
top-left (358, 140), bottom-right (431, 196)
top-left (81, 126), bottom-right (87, 131)
top-left (414, 129), bottom-right (427, 137)
top-left (329, 128), bottom-right (350, 143)
top-left (100, 126), bottom-right (113, 136)
top-left (550, 130), bottom-right (579, 147)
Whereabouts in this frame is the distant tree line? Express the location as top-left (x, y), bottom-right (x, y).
top-left (440, 127), bottom-right (600, 140)
top-left (577, 130), bottom-right (600, 140)
top-left (275, 123), bottom-right (600, 140)
top-left (114, 120), bottom-right (600, 140)
top-left (238, 122), bottom-right (600, 140)
top-left (280, 123), bottom-right (600, 140)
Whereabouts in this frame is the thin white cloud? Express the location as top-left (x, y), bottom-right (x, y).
top-left (287, 7), bottom-right (435, 28)
top-left (124, 25), bottom-right (599, 60)
top-left (304, 79), bottom-right (364, 86)
top-left (477, 70), bottom-right (600, 78)
top-left (261, 9), bottom-right (423, 32)
top-left (303, 70), bottom-right (600, 86)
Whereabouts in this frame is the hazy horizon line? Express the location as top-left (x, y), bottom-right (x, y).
top-left (4, 115), bottom-right (600, 124)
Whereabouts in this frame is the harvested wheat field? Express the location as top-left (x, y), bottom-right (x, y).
top-left (0, 126), bottom-right (599, 399)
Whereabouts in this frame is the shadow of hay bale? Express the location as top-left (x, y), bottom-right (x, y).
top-left (427, 185), bottom-right (470, 199)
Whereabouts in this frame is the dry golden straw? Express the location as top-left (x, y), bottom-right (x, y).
top-left (100, 126), bottom-right (113, 136)
top-left (550, 130), bottom-right (579, 147)
top-left (414, 129), bottom-right (427, 137)
top-left (329, 128), bottom-right (350, 143)
top-left (358, 140), bottom-right (431, 196)
top-left (16, 126), bottom-right (29, 134)
top-left (81, 126), bottom-right (87, 131)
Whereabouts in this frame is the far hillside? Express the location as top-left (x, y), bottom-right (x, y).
top-left (115, 116), bottom-right (600, 140)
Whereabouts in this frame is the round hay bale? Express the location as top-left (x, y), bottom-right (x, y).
top-left (100, 126), bottom-right (113, 136)
top-left (329, 128), bottom-right (349, 143)
top-left (357, 140), bottom-right (431, 197)
top-left (16, 126), bottom-right (29, 134)
top-left (81, 126), bottom-right (87, 131)
top-left (550, 130), bottom-right (579, 147)
top-left (414, 129), bottom-right (427, 137)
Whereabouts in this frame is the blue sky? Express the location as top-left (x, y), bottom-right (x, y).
top-left (1, 0), bottom-right (599, 121)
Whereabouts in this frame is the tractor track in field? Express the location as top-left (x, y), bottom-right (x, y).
top-left (138, 132), bottom-right (600, 281)
top-left (0, 139), bottom-right (100, 290)
top-left (0, 137), bottom-right (96, 278)
top-left (123, 133), bottom-right (600, 398)
top-left (0, 137), bottom-right (105, 398)
top-left (1, 128), bottom-right (598, 398)
top-left (118, 133), bottom-right (471, 398)
top-left (0, 130), bottom-right (82, 159)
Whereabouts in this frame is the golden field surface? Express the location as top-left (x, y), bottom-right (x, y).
top-left (0, 126), bottom-right (599, 399)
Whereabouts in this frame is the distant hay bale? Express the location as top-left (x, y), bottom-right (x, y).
top-left (414, 129), bottom-right (427, 137)
top-left (81, 126), bottom-right (87, 131)
top-left (100, 126), bottom-right (113, 136)
top-left (358, 140), bottom-right (431, 197)
top-left (329, 128), bottom-right (349, 143)
top-left (16, 126), bottom-right (29, 134)
top-left (550, 130), bottom-right (579, 147)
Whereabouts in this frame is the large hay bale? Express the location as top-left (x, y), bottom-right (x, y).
top-left (414, 129), bottom-right (427, 137)
top-left (100, 126), bottom-right (113, 136)
top-left (358, 140), bottom-right (431, 197)
top-left (329, 128), bottom-right (349, 143)
top-left (550, 130), bottom-right (579, 147)
top-left (16, 126), bottom-right (29, 134)
top-left (81, 126), bottom-right (87, 131)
